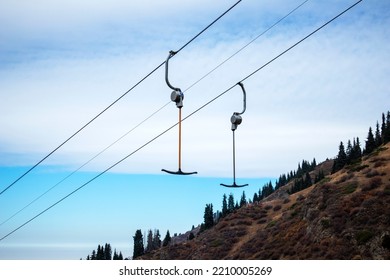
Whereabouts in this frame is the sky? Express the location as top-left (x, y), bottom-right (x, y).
top-left (0, 0), bottom-right (389, 259)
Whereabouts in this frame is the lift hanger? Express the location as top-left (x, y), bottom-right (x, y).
top-left (162, 51), bottom-right (197, 176)
top-left (220, 82), bottom-right (248, 188)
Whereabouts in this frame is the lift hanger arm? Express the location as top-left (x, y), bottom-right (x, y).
top-left (165, 51), bottom-right (180, 92)
top-left (221, 82), bottom-right (248, 188)
top-left (236, 82), bottom-right (246, 115)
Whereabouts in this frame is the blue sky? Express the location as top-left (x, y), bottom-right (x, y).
top-left (0, 0), bottom-right (389, 259)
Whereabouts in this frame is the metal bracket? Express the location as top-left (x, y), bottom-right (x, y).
top-left (165, 50), bottom-right (184, 108)
top-left (230, 82), bottom-right (246, 131)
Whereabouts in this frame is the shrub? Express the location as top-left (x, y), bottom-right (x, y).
top-left (236, 219), bottom-right (252, 226)
top-left (321, 218), bottom-right (331, 229)
top-left (366, 169), bottom-right (380, 178)
top-left (266, 220), bottom-right (277, 228)
top-left (356, 230), bottom-right (374, 245)
top-left (342, 181), bottom-right (358, 194)
top-left (382, 234), bottom-right (390, 250)
top-left (264, 204), bottom-right (273, 211)
top-left (362, 177), bottom-right (382, 191)
top-left (283, 198), bottom-right (291, 204)
top-left (273, 205), bottom-right (282, 212)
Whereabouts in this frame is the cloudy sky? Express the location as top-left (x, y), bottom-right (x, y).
top-left (0, 0), bottom-right (389, 259)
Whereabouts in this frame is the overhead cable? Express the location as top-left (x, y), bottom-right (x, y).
top-left (0, 0), bottom-right (242, 197)
top-left (0, 0), bottom-right (363, 242)
top-left (1, 0), bottom-right (310, 225)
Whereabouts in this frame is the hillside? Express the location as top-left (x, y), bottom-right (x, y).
top-left (140, 143), bottom-right (390, 260)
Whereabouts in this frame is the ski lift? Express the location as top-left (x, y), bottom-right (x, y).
top-left (220, 82), bottom-right (248, 188)
top-left (162, 51), bottom-right (197, 175)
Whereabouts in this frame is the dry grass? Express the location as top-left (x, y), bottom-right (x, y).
top-left (140, 143), bottom-right (390, 260)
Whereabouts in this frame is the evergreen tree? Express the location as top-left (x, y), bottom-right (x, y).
top-left (381, 113), bottom-right (387, 144)
top-left (203, 204), bottom-right (214, 230)
top-left (228, 193), bottom-right (235, 213)
top-left (113, 249), bottom-right (118, 260)
top-left (375, 121), bottom-right (382, 147)
top-left (314, 169), bottom-right (325, 183)
top-left (253, 192), bottom-right (259, 203)
top-left (311, 158), bottom-right (317, 168)
top-left (353, 137), bottom-right (362, 161)
top-left (133, 229), bottom-right (144, 259)
top-left (365, 127), bottom-right (376, 154)
top-left (346, 140), bottom-right (353, 164)
top-left (332, 141), bottom-right (347, 173)
top-left (118, 252), bottom-right (123, 260)
top-left (222, 194), bottom-right (228, 217)
top-left (304, 172), bottom-right (312, 188)
top-left (153, 229), bottom-right (161, 250)
top-left (104, 243), bottom-right (112, 260)
top-left (146, 229), bottom-right (153, 253)
top-left (162, 230), bottom-right (171, 247)
top-left (91, 250), bottom-right (96, 260)
top-left (384, 111), bottom-right (390, 143)
top-left (97, 245), bottom-right (104, 260)
top-left (240, 191), bottom-right (247, 207)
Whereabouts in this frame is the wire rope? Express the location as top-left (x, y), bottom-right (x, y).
top-left (0, 0), bottom-right (310, 226)
top-left (0, 0), bottom-right (362, 242)
top-left (0, 0), bottom-right (242, 197)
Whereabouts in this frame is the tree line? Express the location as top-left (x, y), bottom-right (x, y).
top-left (332, 111), bottom-right (390, 173)
top-left (132, 228), bottom-right (172, 259)
top-left (85, 243), bottom-right (123, 260)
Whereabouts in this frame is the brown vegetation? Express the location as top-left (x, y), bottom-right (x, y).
top-left (140, 143), bottom-right (390, 260)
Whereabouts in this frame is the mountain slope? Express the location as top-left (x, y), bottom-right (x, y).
top-left (140, 143), bottom-right (390, 260)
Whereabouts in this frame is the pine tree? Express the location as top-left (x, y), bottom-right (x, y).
top-left (365, 127), bottom-right (376, 154)
top-left (104, 243), bottom-right (112, 260)
top-left (314, 169), bottom-right (325, 183)
top-left (222, 194), bottom-right (228, 217)
top-left (332, 141), bottom-right (347, 173)
top-left (118, 252), bottom-right (123, 260)
top-left (304, 172), bottom-right (312, 188)
top-left (228, 193), bottom-right (235, 213)
top-left (203, 204), bottom-right (214, 230)
top-left (133, 229), bottom-right (144, 259)
top-left (162, 230), bottom-right (171, 247)
top-left (385, 111), bottom-right (390, 143)
top-left (353, 137), bottom-right (362, 160)
top-left (146, 229), bottom-right (153, 253)
top-left (113, 249), bottom-right (118, 260)
top-left (153, 229), bottom-right (161, 250)
top-left (240, 191), bottom-right (247, 207)
top-left (252, 192), bottom-right (259, 203)
top-left (91, 250), bottom-right (96, 260)
top-left (375, 121), bottom-right (382, 147)
top-left (96, 245), bottom-right (104, 260)
top-left (346, 140), bottom-right (353, 164)
top-left (311, 158), bottom-right (317, 169)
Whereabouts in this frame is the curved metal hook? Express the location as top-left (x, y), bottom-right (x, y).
top-left (165, 50), bottom-right (180, 92)
top-left (230, 82), bottom-right (247, 131)
top-left (235, 82), bottom-right (246, 116)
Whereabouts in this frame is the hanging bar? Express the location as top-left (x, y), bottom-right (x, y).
top-left (220, 82), bottom-right (248, 187)
top-left (162, 51), bottom-right (197, 176)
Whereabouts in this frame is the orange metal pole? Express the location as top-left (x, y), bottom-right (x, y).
top-left (178, 107), bottom-right (182, 170)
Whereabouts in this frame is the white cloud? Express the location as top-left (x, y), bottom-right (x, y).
top-left (0, 0), bottom-right (388, 177)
